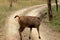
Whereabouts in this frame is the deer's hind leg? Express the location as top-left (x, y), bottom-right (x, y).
top-left (19, 25), bottom-right (25, 40)
top-left (29, 28), bottom-right (32, 39)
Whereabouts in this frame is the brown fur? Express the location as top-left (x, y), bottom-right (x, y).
top-left (14, 12), bottom-right (47, 40)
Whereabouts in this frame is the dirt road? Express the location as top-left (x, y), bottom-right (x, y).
top-left (2, 3), bottom-right (60, 40)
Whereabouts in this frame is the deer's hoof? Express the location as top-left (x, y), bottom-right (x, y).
top-left (29, 36), bottom-right (31, 39)
top-left (39, 36), bottom-right (41, 39)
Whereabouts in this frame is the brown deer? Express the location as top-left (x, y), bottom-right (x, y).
top-left (14, 12), bottom-right (47, 40)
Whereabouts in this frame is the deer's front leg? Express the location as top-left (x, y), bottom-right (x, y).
top-left (37, 27), bottom-right (41, 39)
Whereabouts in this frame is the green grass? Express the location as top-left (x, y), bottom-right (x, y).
top-left (0, 0), bottom-right (47, 28)
top-left (45, 5), bottom-right (60, 32)
top-left (50, 5), bottom-right (60, 32)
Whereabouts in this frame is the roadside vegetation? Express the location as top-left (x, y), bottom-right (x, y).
top-left (45, 5), bottom-right (60, 32)
top-left (50, 5), bottom-right (60, 32)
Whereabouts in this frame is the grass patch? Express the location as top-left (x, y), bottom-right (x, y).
top-left (50, 5), bottom-right (60, 32)
top-left (45, 5), bottom-right (60, 32)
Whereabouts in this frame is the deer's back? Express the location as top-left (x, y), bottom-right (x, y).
top-left (19, 16), bottom-right (40, 27)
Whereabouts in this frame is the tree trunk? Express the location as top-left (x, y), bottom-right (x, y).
top-left (47, 0), bottom-right (53, 21)
top-left (55, 0), bottom-right (58, 12)
top-left (10, 0), bottom-right (13, 8)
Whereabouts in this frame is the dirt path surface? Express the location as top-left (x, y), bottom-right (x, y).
top-left (1, 3), bottom-right (60, 40)
top-left (39, 21), bottom-right (60, 40)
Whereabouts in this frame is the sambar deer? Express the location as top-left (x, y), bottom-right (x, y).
top-left (14, 12), bottom-right (47, 40)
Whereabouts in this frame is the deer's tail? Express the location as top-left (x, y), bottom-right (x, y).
top-left (14, 15), bottom-right (20, 18)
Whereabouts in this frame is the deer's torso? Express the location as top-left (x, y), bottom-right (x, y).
top-left (19, 16), bottom-right (40, 28)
